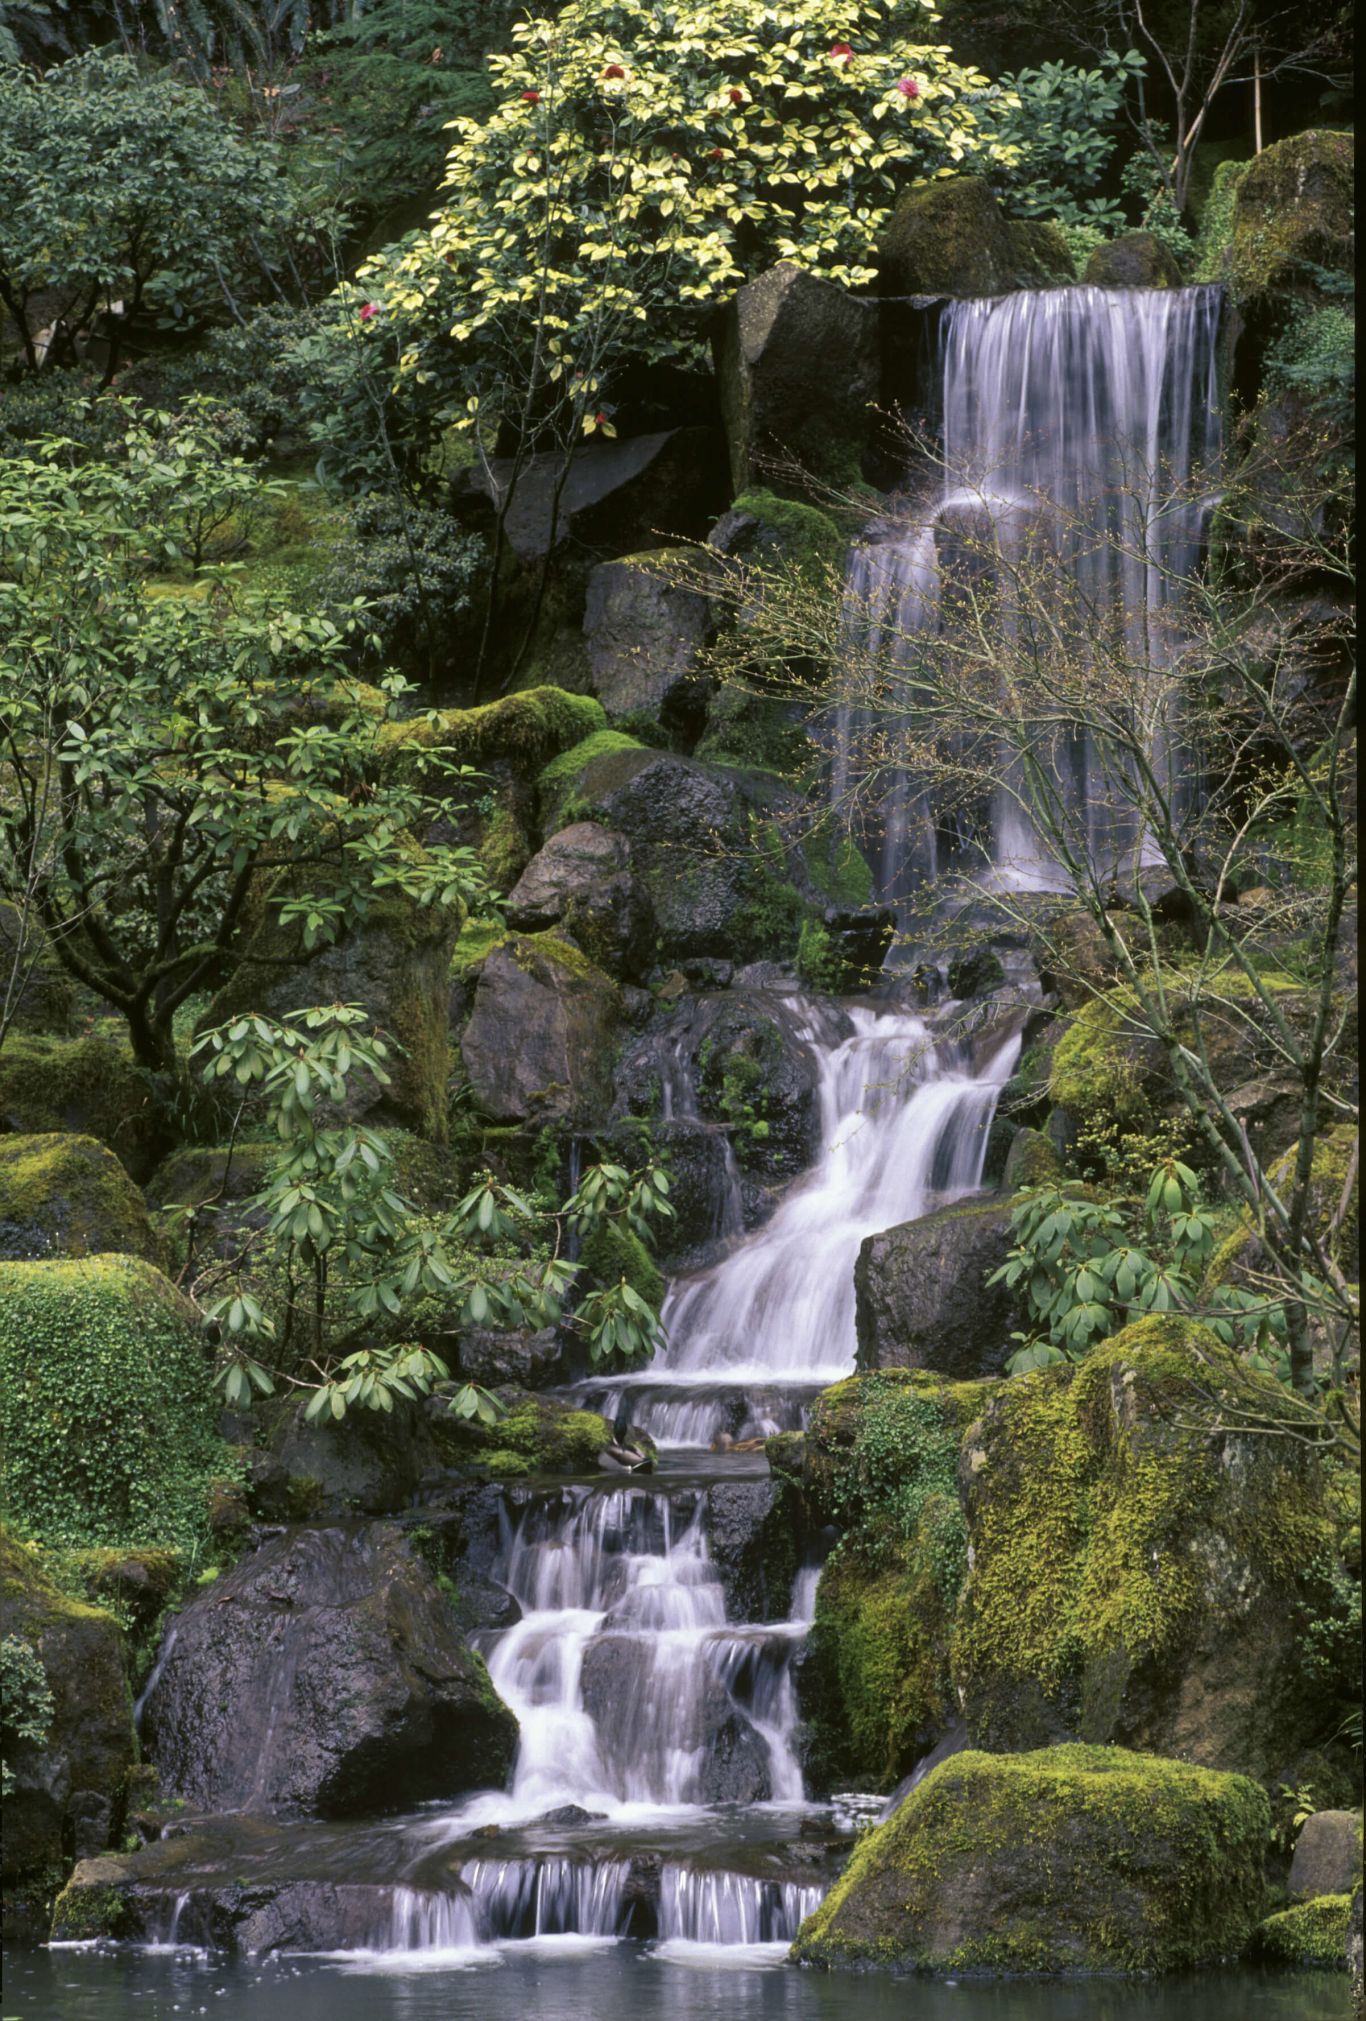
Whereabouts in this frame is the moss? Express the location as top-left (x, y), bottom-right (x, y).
top-left (1196, 156), bottom-right (1253, 281)
top-left (578, 1219), bottom-right (664, 1309)
top-left (49, 1876), bottom-right (131, 1942)
top-left (432, 1391), bottom-right (617, 1475)
top-left (0, 1134), bottom-right (157, 1264)
top-left (951, 1316), bottom-right (1337, 1764)
top-left (806, 833), bottom-right (875, 910)
top-left (377, 686), bottom-right (607, 785)
top-left (1048, 1000), bottom-right (1151, 1130)
top-left (0, 1256), bottom-right (228, 1550)
top-left (536, 729), bottom-right (646, 827)
top-left (1253, 1894), bottom-right (1352, 1968)
top-left (731, 487), bottom-right (844, 585)
top-left (1006, 217), bottom-right (1076, 287)
top-left (478, 804), bottom-right (534, 893)
top-left (1222, 130), bottom-right (1355, 307)
top-left (1208, 1121), bottom-right (1359, 1289)
top-left (0, 1033), bottom-right (160, 1182)
top-left (450, 914), bottom-right (511, 981)
top-left (694, 689), bottom-right (812, 778)
top-left (793, 1744), bottom-right (1270, 1973)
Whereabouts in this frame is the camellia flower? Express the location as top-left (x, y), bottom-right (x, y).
top-left (708, 146), bottom-right (725, 159)
top-left (358, 302), bottom-right (378, 321)
top-left (728, 86), bottom-right (745, 104)
top-left (829, 42), bottom-right (853, 63)
top-left (602, 63), bottom-right (625, 78)
top-left (896, 76), bottom-right (920, 99)
top-left (521, 88), bottom-right (541, 103)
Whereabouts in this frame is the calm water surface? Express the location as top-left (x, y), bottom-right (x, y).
top-left (1, 1946), bottom-right (1349, 2021)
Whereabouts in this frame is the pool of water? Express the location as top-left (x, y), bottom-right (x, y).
top-left (3, 1946), bottom-right (1349, 2021)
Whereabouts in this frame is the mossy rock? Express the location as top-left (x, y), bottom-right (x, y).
top-left (1006, 218), bottom-right (1077, 286)
top-left (536, 728), bottom-right (648, 830)
top-left (49, 1870), bottom-right (135, 1942)
top-left (1085, 231), bottom-right (1184, 287)
top-left (952, 1315), bottom-right (1340, 1776)
top-left (460, 930), bottom-right (620, 1130)
top-left (726, 487), bottom-right (845, 585)
top-left (577, 1218), bottom-right (664, 1310)
top-left (376, 686), bottom-right (607, 786)
top-left (792, 1744), bottom-right (1269, 1973)
top-left (878, 175), bottom-right (1017, 296)
top-left (1208, 1121), bottom-right (1359, 1296)
top-left (0, 1032), bottom-right (162, 1183)
top-left (1047, 998), bottom-right (1155, 1131)
top-left (1223, 129), bottom-right (1355, 311)
top-left (0, 1527), bottom-right (135, 1888)
top-left (1252, 1894), bottom-right (1352, 1968)
top-left (431, 1391), bottom-right (618, 1476)
top-left (0, 1133), bottom-right (159, 1264)
top-left (0, 1255), bottom-right (227, 1550)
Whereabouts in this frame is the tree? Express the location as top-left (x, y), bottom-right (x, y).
top-left (355, 0), bottom-right (1020, 675)
top-left (0, 50), bottom-right (306, 378)
top-left (685, 419), bottom-right (1356, 1398)
top-left (0, 406), bottom-right (487, 1075)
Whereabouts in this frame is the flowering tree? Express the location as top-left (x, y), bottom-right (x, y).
top-left (353, 0), bottom-right (1017, 672)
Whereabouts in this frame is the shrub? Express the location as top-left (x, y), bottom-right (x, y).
top-left (321, 498), bottom-right (487, 678)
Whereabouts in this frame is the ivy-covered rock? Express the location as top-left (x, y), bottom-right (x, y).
top-left (1084, 231), bottom-right (1183, 287)
top-left (506, 824), bottom-right (655, 980)
top-left (582, 549), bottom-right (715, 745)
top-left (0, 1032), bottom-right (163, 1182)
top-left (715, 261), bottom-right (879, 493)
top-left (792, 1745), bottom-right (1268, 1973)
top-left (0, 1255), bottom-right (226, 1550)
top-left (1252, 1894), bottom-right (1353, 1969)
top-left (0, 1133), bottom-right (158, 1264)
top-left (429, 1390), bottom-right (620, 1477)
top-left (952, 1316), bottom-right (1342, 1776)
top-left (0, 1527), bottom-right (135, 1890)
top-left (854, 1196), bottom-right (1019, 1379)
top-left (140, 1523), bottom-right (516, 1817)
top-left (460, 931), bottom-right (620, 1130)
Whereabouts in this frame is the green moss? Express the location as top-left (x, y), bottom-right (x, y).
top-left (432, 1391), bottom-right (616, 1476)
top-left (450, 914), bottom-right (511, 981)
top-left (1195, 156), bottom-right (1253, 281)
top-left (478, 804), bottom-right (533, 893)
top-left (377, 686), bottom-right (607, 785)
top-left (536, 729), bottom-right (646, 827)
top-left (0, 1033), bottom-right (159, 1181)
top-left (1048, 1000), bottom-right (1151, 1129)
top-left (807, 833), bottom-right (875, 910)
top-left (578, 1220), bottom-right (664, 1308)
top-left (793, 1744), bottom-right (1269, 1973)
top-left (0, 1134), bottom-right (157, 1264)
top-left (1253, 1894), bottom-right (1352, 1968)
top-left (49, 1876), bottom-right (131, 1942)
top-left (1222, 130), bottom-right (1355, 306)
top-left (951, 1316), bottom-right (1337, 1758)
top-left (0, 1256), bottom-right (228, 1551)
top-left (731, 487), bottom-right (844, 584)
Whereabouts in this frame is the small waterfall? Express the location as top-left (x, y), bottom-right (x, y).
top-left (457, 1858), bottom-right (631, 1939)
top-left (384, 1887), bottom-right (481, 1952)
top-left (838, 283), bottom-right (1224, 895)
top-left (656, 1867), bottom-right (825, 1947)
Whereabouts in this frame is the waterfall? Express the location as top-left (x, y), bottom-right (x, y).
top-left (655, 1867), bottom-right (825, 1947)
top-left (838, 283), bottom-right (1224, 895)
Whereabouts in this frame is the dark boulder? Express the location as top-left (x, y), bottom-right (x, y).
top-left (1085, 231), bottom-right (1184, 288)
top-left (582, 550), bottom-right (715, 745)
top-left (465, 427), bottom-right (729, 560)
top-left (461, 932), bottom-right (620, 1130)
top-left (140, 1524), bottom-right (517, 1817)
top-left (854, 1196), bottom-right (1019, 1378)
top-left (505, 825), bottom-right (654, 980)
top-left (715, 262), bottom-right (879, 492)
top-left (1289, 1811), bottom-right (1364, 1901)
top-left (878, 175), bottom-right (1017, 296)
top-left (0, 1132), bottom-right (159, 1264)
top-left (703, 1481), bottom-right (800, 1624)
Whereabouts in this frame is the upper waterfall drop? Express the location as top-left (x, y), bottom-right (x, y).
top-left (838, 282), bottom-right (1225, 897)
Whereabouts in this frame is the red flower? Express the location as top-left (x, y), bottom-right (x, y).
top-left (708, 146), bottom-right (725, 159)
top-left (595, 411), bottom-right (608, 425)
top-left (358, 302), bottom-right (378, 322)
top-left (521, 88), bottom-right (541, 103)
top-left (829, 42), bottom-right (853, 63)
top-left (896, 76), bottom-right (920, 99)
top-left (728, 87), bottom-right (745, 104)
top-left (602, 63), bottom-right (625, 78)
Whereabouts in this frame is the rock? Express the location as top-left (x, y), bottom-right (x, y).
top-left (715, 262), bottom-right (879, 493)
top-left (695, 998), bottom-right (823, 1190)
top-left (0, 1133), bottom-right (159, 1263)
top-left (1001, 1124), bottom-right (1063, 1191)
top-left (1252, 1894), bottom-right (1354, 1968)
top-left (140, 1524), bottom-right (516, 1817)
top-left (461, 932), bottom-right (620, 1130)
top-left (792, 1745), bottom-right (1268, 1972)
top-left (703, 1481), bottom-right (799, 1624)
top-left (855, 1196), bottom-right (1019, 1379)
top-left (202, 882), bottom-right (459, 1142)
top-left (1224, 129), bottom-right (1354, 315)
top-left (1006, 218), bottom-right (1076, 287)
top-left (505, 824), bottom-right (654, 980)
top-left (1085, 231), bottom-right (1184, 287)
top-left (145, 1142), bottom-right (275, 1259)
top-left (0, 1032), bottom-right (163, 1183)
top-left (454, 1326), bottom-right (563, 1391)
top-left (953, 1316), bottom-right (1345, 1777)
top-left (429, 1391), bottom-right (620, 1477)
top-left (0, 1527), bottom-right (135, 1888)
top-left (946, 948), bottom-right (1004, 998)
top-left (582, 551), bottom-right (715, 743)
top-left (465, 427), bottom-right (728, 561)
top-left (578, 1636), bottom-right (771, 1804)
top-left (1290, 1811), bottom-right (1364, 1901)
top-left (264, 1396), bottom-right (439, 1518)
top-left (877, 175), bottom-right (1017, 296)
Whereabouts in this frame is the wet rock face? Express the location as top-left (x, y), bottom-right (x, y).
top-left (582, 551), bottom-right (715, 745)
top-left (854, 1196), bottom-right (1019, 1379)
top-left (461, 933), bottom-right (620, 1129)
top-left (703, 1481), bottom-right (799, 1625)
top-left (505, 825), bottom-right (655, 981)
top-left (141, 1524), bottom-right (516, 1818)
top-left (576, 1634), bottom-right (772, 1805)
top-left (1289, 1811), bottom-right (1364, 1901)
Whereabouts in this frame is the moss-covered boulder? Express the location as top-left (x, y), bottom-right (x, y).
top-left (0, 1256), bottom-right (226, 1549)
top-left (952, 1316), bottom-right (1341, 1776)
top-left (0, 1032), bottom-right (162, 1182)
top-left (430, 1390), bottom-right (619, 1476)
top-left (1084, 231), bottom-right (1184, 288)
top-left (375, 685), bottom-right (607, 785)
top-left (1252, 1894), bottom-right (1353, 1968)
top-left (798, 1371), bottom-right (994, 1790)
top-left (0, 1527), bottom-right (135, 1889)
top-left (1290, 1810), bottom-right (1364, 1901)
top-left (878, 176), bottom-right (1018, 296)
top-left (792, 1745), bottom-right (1268, 1973)
top-left (1007, 218), bottom-right (1077, 286)
top-left (1223, 129), bottom-right (1354, 313)
top-left (715, 261), bottom-right (879, 492)
top-left (506, 823), bottom-right (655, 981)
top-left (460, 930), bottom-right (620, 1130)
top-left (0, 1134), bottom-right (158, 1264)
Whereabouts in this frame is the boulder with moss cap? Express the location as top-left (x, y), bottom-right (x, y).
top-left (792, 1744), bottom-right (1268, 1973)
top-left (461, 931), bottom-right (620, 1129)
top-left (0, 1133), bottom-right (159, 1264)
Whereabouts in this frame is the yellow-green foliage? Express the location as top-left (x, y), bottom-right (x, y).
top-left (793, 1744), bottom-right (1270, 1972)
top-left (1048, 999), bottom-right (1151, 1129)
top-left (1253, 1894), bottom-right (1352, 1968)
top-left (1195, 155), bottom-right (1252, 281)
top-left (450, 914), bottom-right (511, 980)
top-left (0, 1256), bottom-right (228, 1550)
top-left (377, 686), bottom-right (607, 784)
top-left (0, 1033), bottom-right (157, 1179)
top-left (0, 1134), bottom-right (157, 1263)
top-left (951, 1316), bottom-right (1335, 1751)
top-left (433, 1392), bottom-right (614, 1477)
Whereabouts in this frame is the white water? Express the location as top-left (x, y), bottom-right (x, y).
top-left (838, 283), bottom-right (1224, 894)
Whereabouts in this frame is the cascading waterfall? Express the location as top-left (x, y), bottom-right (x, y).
top-left (838, 283), bottom-right (1224, 896)
top-left (655, 1867), bottom-right (826, 1948)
